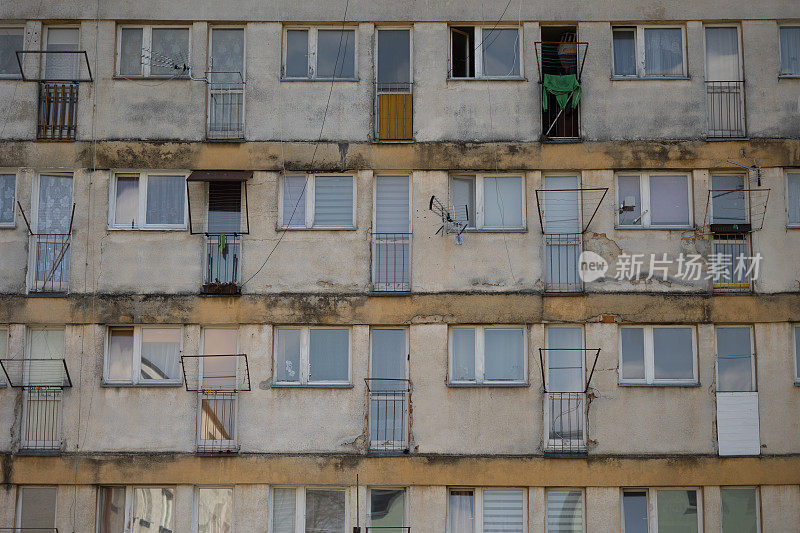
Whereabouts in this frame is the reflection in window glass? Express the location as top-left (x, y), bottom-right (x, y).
top-left (370, 489), bottom-right (405, 529)
top-left (653, 328), bottom-right (694, 380)
top-left (483, 489), bottom-right (524, 531)
top-left (716, 327), bottom-right (754, 392)
top-left (721, 488), bottom-right (758, 533)
top-left (97, 486), bottom-right (126, 533)
top-left (305, 489), bottom-right (345, 533)
top-left (197, 487), bottom-right (233, 533)
top-left (0, 28), bottom-right (24, 76)
top-left (132, 487), bottom-right (174, 533)
top-left (317, 30), bottom-right (355, 79)
top-left (482, 28), bottom-right (520, 77)
top-left (780, 26), bottom-right (800, 76)
top-left (546, 490), bottom-right (583, 532)
top-left (657, 490), bottom-right (698, 533)
top-left (483, 176), bottom-right (523, 228)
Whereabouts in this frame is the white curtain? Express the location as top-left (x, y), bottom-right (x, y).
top-left (613, 29), bottom-right (636, 76)
top-left (308, 328), bottom-right (349, 382)
top-left (314, 176), bottom-right (353, 227)
top-left (484, 176), bottom-right (523, 228)
top-left (451, 327), bottom-right (476, 381)
top-left (448, 491), bottom-right (475, 533)
top-left (283, 175), bottom-right (307, 227)
top-left (274, 328), bottom-right (301, 382)
top-left (780, 26), bottom-right (800, 75)
top-left (305, 489), bottom-right (346, 532)
top-left (145, 175), bottom-right (184, 226)
top-left (543, 176), bottom-right (579, 234)
top-left (45, 28), bottom-right (79, 80)
top-left (119, 28), bottom-right (144, 75)
top-left (38, 175), bottom-right (73, 233)
top-left (140, 328), bottom-right (181, 381)
top-left (197, 487), bottom-right (233, 533)
top-left (483, 489), bottom-right (524, 533)
top-left (705, 27), bottom-right (740, 80)
top-left (271, 488), bottom-right (297, 533)
top-left (644, 28), bottom-right (683, 76)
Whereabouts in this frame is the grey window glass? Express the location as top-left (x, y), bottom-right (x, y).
top-left (656, 490), bottom-right (698, 533)
top-left (282, 175), bottom-right (307, 227)
top-left (649, 175), bottom-right (690, 225)
top-left (285, 29), bottom-right (308, 78)
top-left (653, 327), bottom-right (694, 380)
top-left (370, 329), bottom-right (406, 385)
top-left (145, 175), bottom-right (185, 225)
top-left (483, 489), bottom-right (524, 532)
top-left (114, 175), bottom-right (139, 227)
top-left (451, 177), bottom-right (476, 228)
top-left (716, 327), bottom-right (754, 392)
top-left (377, 29), bottom-right (410, 84)
top-left (119, 27), bottom-right (143, 75)
top-left (275, 328), bottom-right (301, 382)
top-left (721, 488), bottom-right (758, 533)
top-left (197, 487), bottom-right (233, 533)
top-left (779, 26), bottom-right (800, 75)
top-left (448, 490), bottom-right (475, 533)
top-left (309, 329), bottom-right (349, 382)
top-left (45, 27), bottom-right (79, 80)
top-left (543, 175), bottom-right (579, 234)
top-left (98, 486), bottom-right (126, 533)
top-left (787, 172), bottom-right (800, 225)
top-left (452, 328), bottom-right (476, 381)
top-left (271, 488), bottom-right (296, 533)
top-left (623, 491), bottom-right (648, 533)
top-left (0, 173), bottom-right (16, 224)
top-left (484, 328), bottom-right (524, 381)
top-left (38, 174), bottom-right (73, 233)
top-left (370, 489), bottom-right (405, 528)
top-left (140, 328), bottom-right (181, 381)
top-left (305, 489), bottom-right (345, 533)
top-left (369, 330), bottom-right (408, 444)
top-left (795, 326), bottom-right (800, 382)
top-left (644, 27), bottom-right (683, 76)
top-left (132, 487), bottom-right (174, 533)
top-left (210, 28), bottom-right (244, 83)
top-left (151, 28), bottom-right (189, 76)
top-left (613, 29), bottom-right (636, 76)
top-left (108, 327), bottom-right (134, 381)
top-left (617, 175), bottom-right (641, 226)
top-left (0, 28), bottom-right (24, 75)
top-left (18, 486), bottom-right (57, 530)
top-left (484, 176), bottom-right (523, 228)
top-left (317, 29), bottom-right (355, 79)
top-left (314, 176), bottom-right (353, 227)
top-left (621, 328), bottom-right (645, 380)
top-left (547, 327), bottom-right (583, 392)
top-left (482, 28), bottom-right (520, 77)
top-left (711, 175), bottom-right (746, 224)
top-left (546, 490), bottom-right (583, 533)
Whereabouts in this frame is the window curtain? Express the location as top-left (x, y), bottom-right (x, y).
top-left (38, 175), bottom-right (73, 233)
top-left (612, 29), bottom-right (636, 76)
top-left (45, 28), bottom-right (80, 80)
top-left (484, 176), bottom-right (523, 227)
top-left (119, 28), bottom-right (144, 75)
top-left (788, 173), bottom-right (800, 224)
top-left (0, 174), bottom-right (15, 224)
top-left (271, 488), bottom-right (296, 533)
top-left (449, 491), bottom-right (475, 533)
top-left (649, 175), bottom-right (689, 225)
top-left (314, 176), bottom-right (353, 227)
top-left (207, 181), bottom-right (242, 233)
top-left (151, 28), bottom-right (189, 76)
top-left (546, 490), bottom-right (583, 533)
top-left (451, 328), bottom-right (476, 381)
top-left (305, 489), bottom-right (346, 532)
top-left (705, 27), bottom-right (740, 81)
top-left (375, 176), bottom-right (409, 233)
top-left (145, 175), bottom-right (184, 225)
top-left (543, 176), bottom-right (579, 234)
top-left (140, 328), bottom-right (181, 381)
top-left (644, 28), bottom-right (683, 75)
top-left (780, 27), bottom-right (800, 75)
top-left (210, 28), bottom-right (244, 83)
top-left (483, 489), bottom-right (524, 533)
top-left (274, 328), bottom-right (301, 382)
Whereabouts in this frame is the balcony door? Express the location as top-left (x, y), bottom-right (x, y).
top-left (198, 328), bottom-right (238, 452)
top-left (208, 28), bottom-right (245, 139)
top-left (543, 175), bottom-right (582, 292)
top-left (375, 28), bottom-right (413, 141)
top-left (373, 176), bottom-right (411, 292)
top-left (369, 328), bottom-right (409, 451)
top-left (545, 327), bottom-right (586, 452)
top-left (31, 174), bottom-right (73, 293)
top-left (205, 181), bottom-right (243, 288)
top-left (705, 26), bottom-right (745, 137)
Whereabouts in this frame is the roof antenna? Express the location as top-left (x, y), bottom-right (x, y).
top-left (726, 153), bottom-right (762, 186)
top-left (429, 195), bottom-right (469, 245)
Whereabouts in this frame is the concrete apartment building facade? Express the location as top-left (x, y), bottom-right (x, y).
top-left (1, 0), bottom-right (799, 531)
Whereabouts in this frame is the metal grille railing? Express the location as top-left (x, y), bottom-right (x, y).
top-left (203, 233), bottom-right (241, 294)
top-left (30, 233), bottom-right (71, 293)
top-left (198, 391), bottom-right (238, 454)
top-left (366, 378), bottom-right (410, 453)
top-left (366, 528), bottom-right (411, 532)
top-left (544, 233), bottom-right (582, 293)
top-left (712, 234), bottom-right (752, 293)
top-left (0, 529), bottom-right (59, 532)
top-left (542, 92), bottom-right (580, 140)
top-left (22, 386), bottom-right (63, 453)
top-left (545, 391), bottom-right (587, 454)
top-left (375, 82), bottom-right (413, 142)
top-left (207, 82), bottom-right (244, 140)
top-left (706, 81), bottom-right (746, 139)
top-left (37, 81), bottom-right (78, 140)
top-left (372, 233), bottom-right (411, 292)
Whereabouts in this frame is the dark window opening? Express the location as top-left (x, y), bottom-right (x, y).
top-left (451, 26), bottom-right (475, 78)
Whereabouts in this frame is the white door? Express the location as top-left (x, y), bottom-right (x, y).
top-left (543, 176), bottom-right (581, 292)
top-left (715, 326), bottom-right (759, 456)
top-left (369, 329), bottom-right (409, 450)
top-left (705, 27), bottom-right (745, 137)
top-left (208, 28), bottom-right (245, 137)
top-left (373, 176), bottom-right (411, 291)
top-left (32, 174), bottom-right (73, 292)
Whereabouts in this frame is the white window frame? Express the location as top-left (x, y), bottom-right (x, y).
top-left (269, 485), bottom-right (349, 533)
top-left (794, 324), bottom-right (800, 386)
top-left (620, 488), bottom-right (649, 533)
top-left (197, 327), bottom-right (240, 450)
top-left (281, 25), bottom-right (359, 81)
top-left (778, 25), bottom-right (800, 78)
top-left (278, 173), bottom-right (357, 230)
top-left (449, 173), bottom-right (527, 231)
top-left (614, 172), bottom-right (694, 229)
top-left (28, 172), bottom-right (74, 293)
top-left (96, 485), bottom-right (177, 533)
top-left (273, 326), bottom-right (352, 386)
top-left (192, 485), bottom-right (235, 533)
top-left (618, 325), bottom-right (698, 386)
top-left (545, 488), bottom-right (585, 533)
top-left (714, 324), bottom-right (756, 392)
top-left (720, 486), bottom-right (761, 533)
top-left (0, 168), bottom-right (17, 228)
top-left (115, 24), bottom-right (192, 78)
top-left (22, 326), bottom-right (66, 451)
top-left (0, 326), bottom-right (7, 387)
top-left (0, 26), bottom-right (25, 79)
top-left (103, 325), bottom-right (183, 386)
top-left (16, 485), bottom-right (58, 530)
top-left (107, 171), bottom-right (189, 230)
top-left (785, 169), bottom-right (800, 228)
top-left (448, 25), bottom-right (524, 80)
top-left (611, 24), bottom-right (688, 79)
top-left (653, 487), bottom-right (704, 532)
top-left (446, 487), bottom-right (528, 533)
top-left (368, 487), bottom-right (408, 529)
top-left (447, 325), bottom-right (528, 386)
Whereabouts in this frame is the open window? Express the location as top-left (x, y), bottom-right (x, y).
top-left (535, 27), bottom-right (587, 140)
top-left (449, 25), bottom-right (522, 79)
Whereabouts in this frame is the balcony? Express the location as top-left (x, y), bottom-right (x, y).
top-left (372, 233), bottom-right (411, 292)
top-left (19, 202), bottom-right (75, 294)
top-left (706, 81), bottom-right (746, 139)
top-left (366, 378), bottom-right (411, 453)
top-left (535, 35), bottom-right (588, 141)
top-left (203, 233), bottom-right (241, 294)
top-left (375, 82), bottom-right (413, 142)
top-left (544, 233), bottom-right (583, 293)
top-left (207, 74), bottom-right (245, 141)
top-left (711, 233), bottom-right (753, 293)
top-left (37, 82), bottom-right (78, 141)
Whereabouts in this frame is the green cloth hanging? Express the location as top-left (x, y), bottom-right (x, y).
top-left (542, 73), bottom-right (582, 111)
top-left (218, 233), bottom-right (228, 257)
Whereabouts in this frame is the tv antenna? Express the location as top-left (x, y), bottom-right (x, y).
top-left (429, 195), bottom-right (469, 245)
top-left (726, 153), bottom-right (763, 186)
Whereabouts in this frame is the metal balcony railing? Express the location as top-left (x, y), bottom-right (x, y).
top-left (711, 233), bottom-right (752, 293)
top-left (37, 81), bottom-right (78, 140)
top-left (544, 233), bottom-right (583, 293)
top-left (0, 529), bottom-right (59, 532)
top-left (535, 41), bottom-right (588, 141)
top-left (372, 233), bottom-right (411, 292)
top-left (207, 79), bottom-right (245, 140)
top-left (706, 81), bottom-right (746, 139)
top-left (203, 233), bottom-right (241, 294)
top-left (544, 391), bottom-right (587, 454)
top-left (21, 386), bottom-right (63, 453)
top-left (198, 391), bottom-right (238, 454)
top-left (366, 528), bottom-right (411, 532)
top-left (366, 378), bottom-right (411, 453)
top-left (30, 232), bottom-right (72, 293)
top-left (375, 82), bottom-right (413, 142)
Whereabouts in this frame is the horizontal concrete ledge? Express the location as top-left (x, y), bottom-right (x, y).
top-left (4, 452), bottom-right (800, 486)
top-left (0, 139), bottom-right (798, 171)
top-left (0, 292), bottom-right (799, 325)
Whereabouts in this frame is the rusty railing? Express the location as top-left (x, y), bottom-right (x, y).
top-left (544, 391), bottom-right (587, 454)
top-left (372, 233), bottom-right (411, 292)
top-left (203, 233), bottom-right (241, 294)
top-left (711, 233), bottom-right (752, 293)
top-left (37, 81), bottom-right (78, 140)
top-left (366, 378), bottom-right (410, 453)
top-left (198, 391), bottom-right (238, 454)
top-left (706, 81), bottom-right (746, 139)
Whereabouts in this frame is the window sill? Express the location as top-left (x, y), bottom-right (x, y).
top-left (447, 381), bottom-right (530, 388)
top-left (0, 76), bottom-right (22, 81)
top-left (464, 227), bottom-right (528, 234)
top-left (280, 77), bottom-right (360, 82)
top-left (276, 226), bottom-right (357, 231)
top-left (778, 74), bottom-right (800, 79)
top-left (112, 75), bottom-right (190, 80)
top-left (0, 224), bottom-right (16, 229)
top-left (614, 225), bottom-right (694, 231)
top-left (271, 381), bottom-right (354, 389)
top-left (101, 381), bottom-right (183, 388)
top-left (618, 381), bottom-right (700, 387)
top-left (610, 75), bottom-right (690, 81)
top-left (107, 226), bottom-right (189, 232)
top-left (787, 225), bottom-right (800, 229)
top-left (447, 76), bottom-right (527, 82)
